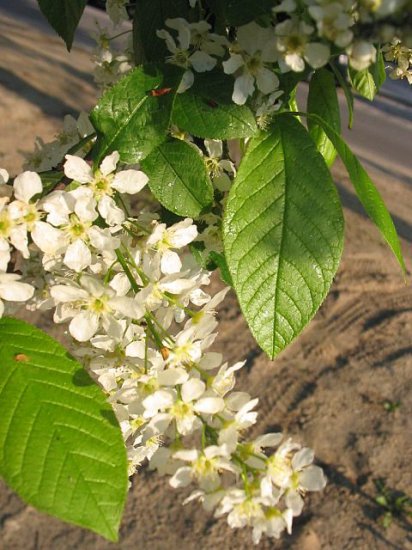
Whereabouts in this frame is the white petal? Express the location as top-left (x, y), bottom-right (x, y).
top-left (125, 340), bottom-right (145, 358)
top-left (98, 195), bottom-right (125, 226)
top-left (190, 51), bottom-right (216, 72)
top-left (0, 280), bottom-right (34, 302)
top-left (50, 285), bottom-right (88, 303)
top-left (13, 171), bottom-right (42, 203)
top-left (178, 70), bottom-right (194, 93)
top-left (109, 273), bottom-right (131, 296)
top-left (299, 465), bottom-right (327, 491)
top-left (0, 168), bottom-right (9, 184)
top-left (173, 449), bottom-right (199, 462)
top-left (285, 490), bottom-right (304, 516)
top-left (64, 155), bottom-right (93, 183)
top-left (194, 396), bottom-right (225, 414)
top-left (157, 367), bottom-right (189, 386)
top-left (256, 67), bottom-right (279, 94)
top-left (31, 222), bottom-right (66, 254)
top-left (304, 43), bottom-right (330, 69)
top-left (88, 226), bottom-right (119, 251)
top-left (233, 73), bottom-right (255, 105)
top-left (161, 250), bottom-right (182, 275)
top-left (112, 169), bottom-right (148, 194)
top-left (170, 467), bottom-right (192, 488)
top-left (109, 296), bottom-right (143, 319)
top-left (169, 223), bottom-right (197, 247)
top-left (223, 54), bottom-right (244, 75)
top-left (69, 311), bottom-right (100, 341)
top-left (64, 239), bottom-right (92, 272)
top-left (181, 378), bottom-right (205, 403)
top-left (292, 447), bottom-right (314, 471)
top-left (99, 151), bottom-right (119, 176)
top-left (72, 188), bottom-right (98, 222)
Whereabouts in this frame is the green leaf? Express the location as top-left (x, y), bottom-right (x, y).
top-left (222, 0), bottom-right (275, 25)
top-left (306, 113), bottom-right (406, 273)
top-left (223, 116), bottom-right (344, 358)
top-left (90, 65), bottom-right (183, 165)
top-left (307, 68), bottom-right (341, 167)
top-left (330, 62), bottom-right (354, 128)
top-left (0, 318), bottom-right (128, 541)
top-left (133, 0), bottom-right (191, 63)
top-left (372, 50), bottom-right (387, 90)
top-left (172, 71), bottom-right (257, 140)
top-left (141, 139), bottom-right (213, 218)
top-left (349, 65), bottom-right (377, 101)
top-left (209, 251), bottom-right (234, 287)
top-left (37, 0), bottom-right (86, 50)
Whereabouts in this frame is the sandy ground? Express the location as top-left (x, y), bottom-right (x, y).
top-left (0, 9), bottom-right (412, 550)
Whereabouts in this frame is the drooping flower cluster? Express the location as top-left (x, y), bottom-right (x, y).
top-left (0, 151), bottom-right (325, 543)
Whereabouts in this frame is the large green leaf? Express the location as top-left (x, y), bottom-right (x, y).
top-left (133, 0), bottom-right (191, 63)
top-left (37, 0), bottom-right (86, 50)
top-left (90, 65), bottom-right (182, 164)
top-left (142, 139), bottom-right (213, 218)
top-left (307, 68), bottom-right (341, 167)
top-left (307, 113), bottom-right (405, 273)
top-left (223, 116), bottom-right (344, 358)
top-left (0, 318), bottom-right (128, 541)
top-left (172, 71), bottom-right (257, 140)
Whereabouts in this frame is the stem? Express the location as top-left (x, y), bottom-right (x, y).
top-left (115, 248), bottom-right (141, 293)
top-left (66, 133), bottom-right (96, 156)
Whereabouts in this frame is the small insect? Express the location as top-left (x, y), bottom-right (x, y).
top-left (204, 99), bottom-right (218, 108)
top-left (147, 87), bottom-right (173, 97)
top-left (14, 353), bottom-right (29, 362)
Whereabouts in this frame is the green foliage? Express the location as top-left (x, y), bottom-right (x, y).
top-left (142, 138), bottom-right (214, 218)
top-left (91, 65), bottom-right (183, 164)
top-left (349, 53), bottom-right (386, 101)
top-left (133, 0), bottom-right (191, 63)
top-left (374, 479), bottom-right (412, 528)
top-left (37, 0), bottom-right (86, 50)
top-left (0, 318), bottom-right (128, 541)
top-left (224, 116), bottom-right (344, 358)
top-left (307, 113), bottom-right (405, 272)
top-left (172, 71), bottom-right (257, 139)
top-left (330, 62), bottom-right (354, 128)
top-left (221, 0), bottom-right (276, 25)
top-left (307, 68), bottom-right (341, 167)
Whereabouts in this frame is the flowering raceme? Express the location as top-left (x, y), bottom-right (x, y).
top-left (0, 150), bottom-right (325, 543)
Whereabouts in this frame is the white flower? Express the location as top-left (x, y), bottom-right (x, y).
top-left (0, 272), bottom-right (34, 317)
top-left (64, 152), bottom-right (148, 209)
top-left (146, 219), bottom-right (198, 274)
top-left (170, 445), bottom-right (236, 491)
top-left (223, 22), bottom-right (279, 105)
top-left (275, 17), bottom-right (330, 72)
top-left (51, 275), bottom-right (143, 341)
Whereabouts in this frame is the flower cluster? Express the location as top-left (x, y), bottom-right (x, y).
top-left (153, 1), bottom-right (411, 109)
top-left (383, 38), bottom-right (412, 84)
top-left (0, 150), bottom-right (325, 543)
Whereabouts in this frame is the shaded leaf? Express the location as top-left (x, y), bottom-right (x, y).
top-left (307, 113), bottom-right (405, 272)
top-left (37, 0), bottom-right (86, 50)
top-left (172, 71), bottom-right (257, 140)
